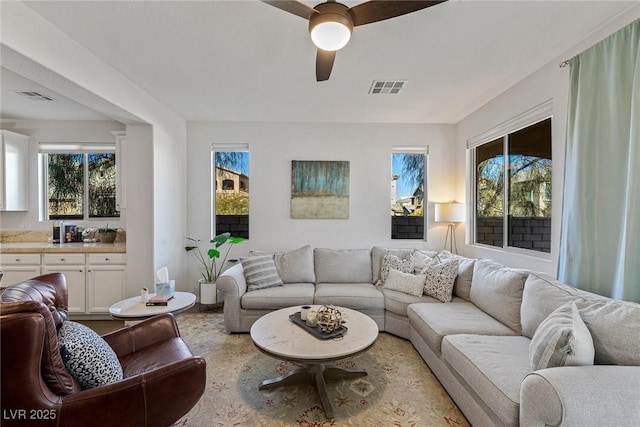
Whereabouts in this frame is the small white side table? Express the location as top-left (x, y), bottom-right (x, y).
top-left (109, 291), bottom-right (196, 325)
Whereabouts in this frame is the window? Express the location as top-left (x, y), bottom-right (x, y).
top-left (41, 143), bottom-right (119, 220)
top-left (391, 148), bottom-right (427, 240)
top-left (213, 145), bottom-right (249, 239)
top-left (471, 117), bottom-right (552, 253)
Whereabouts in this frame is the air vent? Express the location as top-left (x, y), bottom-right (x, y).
top-left (14, 91), bottom-right (57, 102)
top-left (368, 80), bottom-right (406, 95)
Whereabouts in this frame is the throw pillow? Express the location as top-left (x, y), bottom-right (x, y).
top-left (58, 321), bottom-right (123, 390)
top-left (378, 253), bottom-right (413, 286)
top-left (241, 255), bottom-right (284, 291)
top-left (410, 250), bottom-right (435, 274)
top-left (529, 301), bottom-right (595, 371)
top-left (422, 258), bottom-right (459, 303)
top-left (383, 268), bottom-right (426, 297)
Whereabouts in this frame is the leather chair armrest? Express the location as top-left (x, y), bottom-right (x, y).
top-left (102, 313), bottom-right (181, 358)
top-left (58, 356), bottom-right (206, 427)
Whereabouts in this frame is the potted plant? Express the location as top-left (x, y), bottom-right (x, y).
top-left (185, 233), bottom-right (245, 305)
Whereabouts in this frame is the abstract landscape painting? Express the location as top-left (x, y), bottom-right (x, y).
top-left (291, 160), bottom-right (350, 219)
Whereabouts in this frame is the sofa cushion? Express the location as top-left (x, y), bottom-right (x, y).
top-left (530, 301), bottom-right (595, 370)
top-left (314, 283), bottom-right (384, 310)
top-left (442, 334), bottom-right (531, 427)
top-left (521, 272), bottom-right (583, 338)
top-left (438, 251), bottom-right (476, 301)
top-left (241, 283), bottom-right (315, 310)
top-left (371, 246), bottom-right (415, 284)
top-left (382, 288), bottom-right (459, 316)
top-left (58, 321), bottom-right (123, 390)
top-left (314, 248), bottom-right (372, 283)
top-left (379, 254), bottom-right (414, 286)
top-left (422, 258), bottom-right (459, 303)
top-left (241, 255), bottom-right (284, 291)
top-left (383, 268), bottom-right (426, 297)
top-left (470, 259), bottom-right (529, 334)
top-left (272, 245), bottom-right (316, 283)
top-left (575, 298), bottom-right (640, 365)
top-left (408, 302), bottom-right (518, 353)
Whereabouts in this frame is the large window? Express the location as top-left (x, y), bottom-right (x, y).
top-left (213, 145), bottom-right (249, 239)
top-left (391, 148), bottom-right (427, 240)
top-left (472, 117), bottom-right (552, 253)
top-left (41, 143), bottom-right (119, 220)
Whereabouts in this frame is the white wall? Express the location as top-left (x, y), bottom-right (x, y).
top-left (1, 2), bottom-right (188, 295)
top-left (0, 120), bottom-right (126, 231)
top-left (454, 7), bottom-right (640, 275)
top-left (186, 121), bottom-right (456, 287)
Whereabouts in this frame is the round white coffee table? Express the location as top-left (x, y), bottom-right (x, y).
top-left (250, 305), bottom-right (379, 418)
top-left (109, 292), bottom-right (196, 325)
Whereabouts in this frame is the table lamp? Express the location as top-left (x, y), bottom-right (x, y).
top-left (434, 202), bottom-right (465, 254)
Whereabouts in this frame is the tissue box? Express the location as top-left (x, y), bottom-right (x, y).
top-left (155, 279), bottom-right (175, 297)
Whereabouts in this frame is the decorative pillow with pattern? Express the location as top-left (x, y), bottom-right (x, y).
top-left (58, 321), bottom-right (123, 390)
top-left (241, 255), bottom-right (284, 291)
top-left (422, 258), bottom-right (459, 302)
top-left (378, 253), bottom-right (413, 286)
top-left (530, 301), bottom-right (595, 370)
top-left (383, 268), bottom-right (427, 297)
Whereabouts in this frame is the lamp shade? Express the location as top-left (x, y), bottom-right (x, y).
top-left (434, 203), bottom-right (465, 223)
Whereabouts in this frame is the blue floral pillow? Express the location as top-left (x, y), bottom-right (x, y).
top-left (58, 321), bottom-right (123, 389)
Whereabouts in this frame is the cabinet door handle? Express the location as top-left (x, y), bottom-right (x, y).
top-left (87, 269), bottom-right (92, 273)
top-left (105, 258), bottom-right (110, 262)
top-left (15, 258), bottom-right (20, 262)
top-left (61, 258), bottom-right (65, 262)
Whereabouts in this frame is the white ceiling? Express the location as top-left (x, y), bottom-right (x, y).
top-left (2, 1), bottom-right (638, 124)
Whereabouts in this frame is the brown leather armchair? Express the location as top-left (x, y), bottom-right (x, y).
top-left (1, 273), bottom-right (206, 427)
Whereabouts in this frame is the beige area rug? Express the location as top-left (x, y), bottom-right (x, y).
top-left (173, 313), bottom-right (469, 427)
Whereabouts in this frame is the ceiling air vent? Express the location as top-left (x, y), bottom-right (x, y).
top-left (14, 91), bottom-right (57, 102)
top-left (368, 80), bottom-right (406, 95)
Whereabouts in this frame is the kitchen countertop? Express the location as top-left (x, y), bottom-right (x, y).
top-left (0, 242), bottom-right (126, 254)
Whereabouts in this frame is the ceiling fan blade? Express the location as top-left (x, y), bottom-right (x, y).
top-left (316, 49), bottom-right (336, 82)
top-left (262, 1), bottom-right (318, 20)
top-left (348, 0), bottom-right (447, 27)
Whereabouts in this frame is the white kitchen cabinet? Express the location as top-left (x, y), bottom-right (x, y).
top-left (0, 130), bottom-right (29, 211)
top-left (86, 253), bottom-right (126, 313)
top-left (42, 254), bottom-right (86, 313)
top-left (0, 253), bottom-right (41, 286)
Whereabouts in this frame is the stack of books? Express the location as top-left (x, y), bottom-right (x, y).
top-left (145, 295), bottom-right (175, 306)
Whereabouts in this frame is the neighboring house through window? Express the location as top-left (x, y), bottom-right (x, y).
top-left (391, 147), bottom-right (427, 240)
top-left (212, 144), bottom-right (249, 239)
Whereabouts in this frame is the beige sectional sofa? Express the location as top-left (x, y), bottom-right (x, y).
top-left (217, 245), bottom-right (640, 427)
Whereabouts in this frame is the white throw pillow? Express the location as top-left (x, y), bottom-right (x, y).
top-left (529, 301), bottom-right (595, 370)
top-left (378, 253), bottom-right (413, 286)
top-left (421, 258), bottom-right (459, 303)
top-left (383, 268), bottom-right (426, 297)
top-left (410, 251), bottom-right (434, 274)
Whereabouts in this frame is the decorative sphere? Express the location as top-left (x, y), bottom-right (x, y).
top-left (316, 305), bottom-right (343, 333)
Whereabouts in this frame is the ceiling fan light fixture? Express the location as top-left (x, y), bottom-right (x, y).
top-left (308, 3), bottom-right (353, 51)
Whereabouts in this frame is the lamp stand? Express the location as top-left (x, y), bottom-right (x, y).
top-left (442, 222), bottom-right (458, 254)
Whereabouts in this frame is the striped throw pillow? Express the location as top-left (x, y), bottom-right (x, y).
top-left (241, 255), bottom-right (283, 291)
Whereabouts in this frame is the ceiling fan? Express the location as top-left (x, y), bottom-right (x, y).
top-left (262, 0), bottom-right (447, 81)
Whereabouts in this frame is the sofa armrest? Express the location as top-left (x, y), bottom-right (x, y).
top-left (102, 313), bottom-right (180, 358)
top-left (216, 263), bottom-right (247, 332)
top-left (520, 365), bottom-right (640, 427)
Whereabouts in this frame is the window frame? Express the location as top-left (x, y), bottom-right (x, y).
top-left (466, 100), bottom-right (553, 257)
top-left (39, 142), bottom-right (119, 221)
top-left (211, 143), bottom-right (250, 239)
top-left (391, 146), bottom-right (429, 241)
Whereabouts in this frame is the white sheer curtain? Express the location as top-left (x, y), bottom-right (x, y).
top-left (558, 19), bottom-right (640, 302)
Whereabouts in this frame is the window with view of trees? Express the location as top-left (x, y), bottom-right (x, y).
top-left (213, 148), bottom-right (249, 239)
top-left (474, 117), bottom-right (552, 253)
top-left (391, 150), bottom-right (426, 240)
top-left (45, 152), bottom-right (119, 220)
